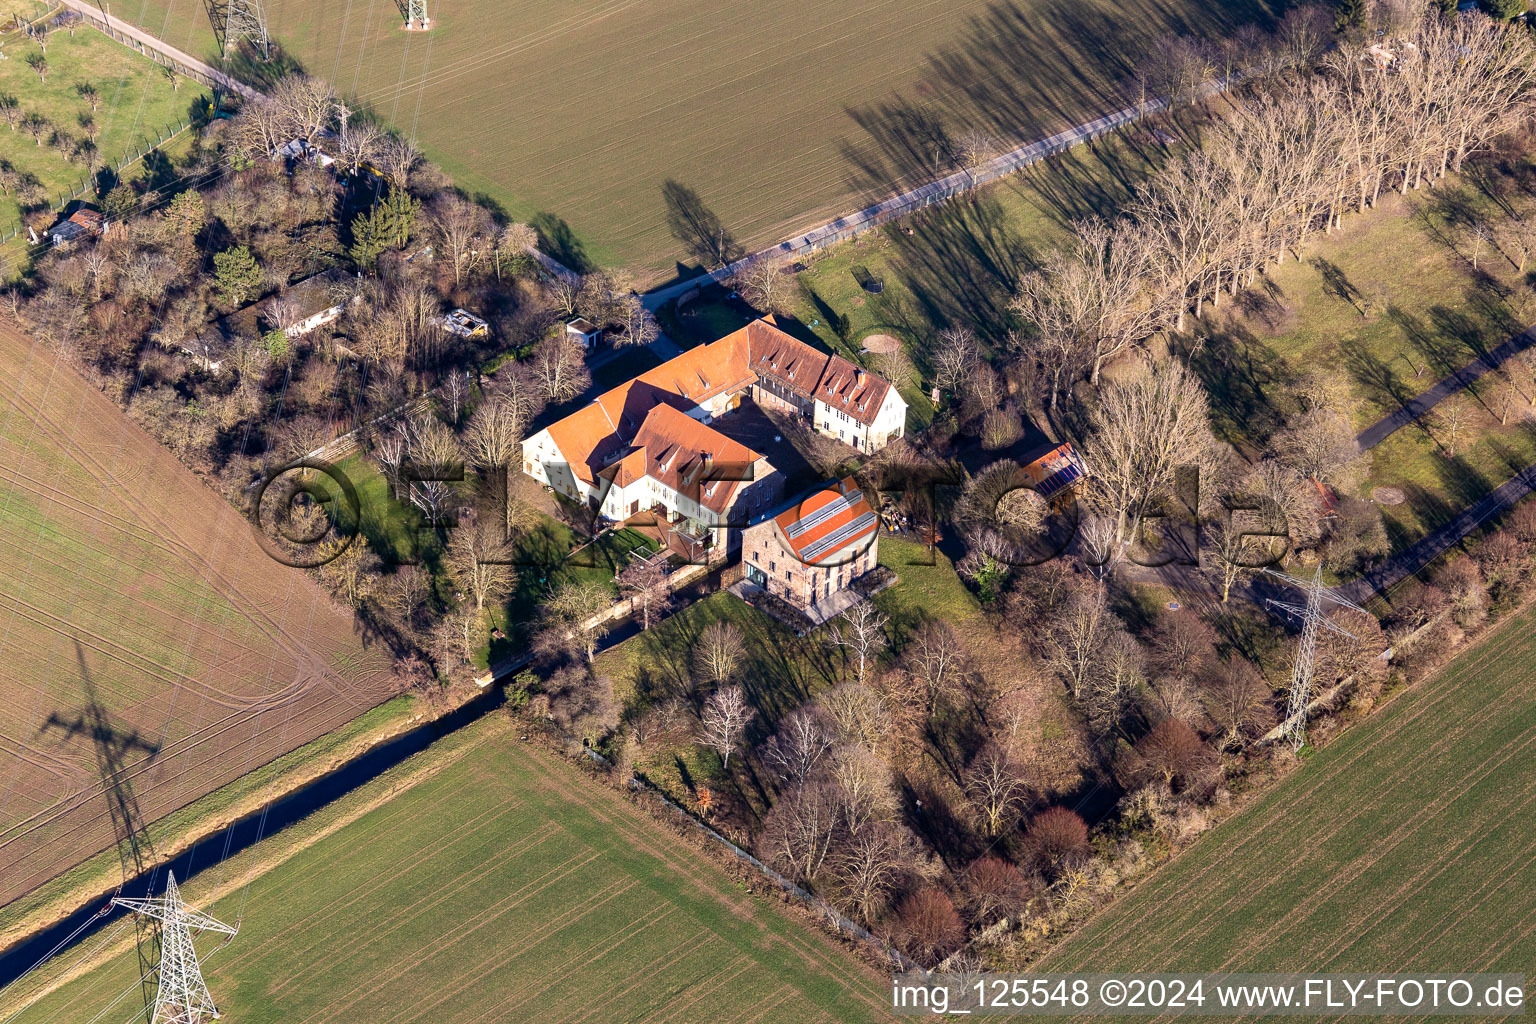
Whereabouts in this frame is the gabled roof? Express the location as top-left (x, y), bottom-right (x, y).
top-left (535, 317), bottom-right (903, 485)
top-left (743, 320), bottom-right (892, 426)
top-left (764, 476), bottom-right (878, 566)
top-left (603, 404), bottom-right (764, 514)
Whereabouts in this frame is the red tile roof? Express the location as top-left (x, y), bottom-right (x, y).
top-left (537, 318), bottom-right (897, 483)
top-left (602, 404), bottom-right (763, 514)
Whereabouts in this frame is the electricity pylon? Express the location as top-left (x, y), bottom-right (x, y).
top-left (1264, 566), bottom-right (1366, 749)
top-left (113, 873), bottom-right (237, 1024)
top-left (404, 0), bottom-right (431, 30)
top-left (224, 0), bottom-right (269, 59)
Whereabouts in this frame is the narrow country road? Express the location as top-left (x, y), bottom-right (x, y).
top-left (1353, 325), bottom-right (1536, 451)
top-left (56, 0), bottom-right (257, 98)
top-left (1337, 462), bottom-right (1536, 605)
top-left (1137, 318), bottom-right (1536, 609)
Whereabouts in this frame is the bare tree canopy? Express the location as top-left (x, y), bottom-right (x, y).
top-left (694, 620), bottom-right (746, 687)
top-left (1082, 358), bottom-right (1217, 544)
top-left (699, 684), bottom-right (754, 768)
top-left (825, 602), bottom-right (889, 685)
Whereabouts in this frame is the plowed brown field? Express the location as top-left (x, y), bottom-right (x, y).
top-left (0, 325), bottom-right (395, 906)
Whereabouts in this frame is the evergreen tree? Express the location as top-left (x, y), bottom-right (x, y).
top-left (1334, 0), bottom-right (1367, 32)
top-left (1481, 0), bottom-right (1527, 20)
top-left (349, 186), bottom-right (419, 268)
top-left (213, 245), bottom-right (263, 306)
top-left (101, 182), bottom-right (138, 222)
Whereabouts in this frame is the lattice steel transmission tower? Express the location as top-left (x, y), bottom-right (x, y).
top-left (113, 872), bottom-right (238, 1024)
top-left (224, 0), bottom-right (270, 60)
top-left (404, 0), bottom-right (431, 30)
top-left (1264, 566), bottom-right (1366, 749)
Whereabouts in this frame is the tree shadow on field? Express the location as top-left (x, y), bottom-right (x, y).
top-left (1342, 335), bottom-right (1416, 428)
top-left (661, 180), bottom-right (743, 272)
top-left (216, 41), bottom-right (307, 93)
top-left (530, 212), bottom-right (594, 274)
top-left (835, 0), bottom-right (1277, 203)
top-left (887, 190), bottom-right (1035, 348)
top-left (1186, 320), bottom-right (1294, 448)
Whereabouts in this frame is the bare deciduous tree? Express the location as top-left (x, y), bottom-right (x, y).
top-left (376, 135), bottom-right (421, 192)
top-left (760, 706), bottom-right (837, 788)
top-left (446, 518), bottom-right (515, 612)
top-left (699, 684), bottom-right (754, 768)
top-left (963, 743), bottom-right (1032, 837)
top-left (1202, 660), bottom-right (1272, 748)
top-left (905, 620), bottom-right (967, 712)
top-left (270, 74), bottom-right (335, 144)
top-left (929, 326), bottom-right (982, 398)
top-left (537, 581), bottom-right (613, 663)
top-left (1044, 584), bottom-right (1110, 700)
top-left (816, 682), bottom-right (890, 753)
top-left (959, 855), bottom-right (1035, 926)
top-left (694, 620), bottom-right (746, 687)
top-left (430, 194), bottom-right (493, 287)
top-left (530, 333), bottom-right (591, 405)
top-left (617, 554), bottom-right (671, 630)
top-left (825, 602), bottom-right (888, 685)
top-left (731, 252), bottom-right (793, 314)
top-left (829, 821), bottom-right (914, 925)
top-left (1082, 358), bottom-right (1216, 543)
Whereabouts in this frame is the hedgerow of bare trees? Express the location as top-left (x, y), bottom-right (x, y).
top-left (1011, 10), bottom-right (1536, 416)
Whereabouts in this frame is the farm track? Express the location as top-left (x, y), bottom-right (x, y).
top-left (0, 323), bottom-right (396, 906)
top-left (108, 0), bottom-right (1273, 276)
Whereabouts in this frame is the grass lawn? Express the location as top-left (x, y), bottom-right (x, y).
top-left (8, 716), bottom-right (895, 1024)
top-left (320, 453), bottom-right (654, 666)
top-left (0, 26), bottom-right (200, 232)
top-left (1189, 172), bottom-right (1536, 554)
top-left (111, 0), bottom-right (1278, 279)
top-left (666, 122), bottom-right (1180, 433)
top-left (1197, 188), bottom-right (1536, 442)
top-left (487, 519), bottom-right (655, 662)
top-left (1040, 597), bottom-right (1536, 978)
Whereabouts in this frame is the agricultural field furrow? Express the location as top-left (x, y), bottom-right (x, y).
top-left (11, 719), bottom-right (896, 1024)
top-left (0, 324), bottom-right (396, 906)
top-left (1040, 598), bottom-right (1536, 984)
top-left (110, 0), bottom-right (1278, 277)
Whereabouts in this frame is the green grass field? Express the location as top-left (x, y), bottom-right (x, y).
top-left (11, 716), bottom-right (895, 1024)
top-left (0, 25), bottom-right (196, 232)
top-left (114, 0), bottom-right (1277, 279)
top-left (1040, 598), bottom-right (1536, 980)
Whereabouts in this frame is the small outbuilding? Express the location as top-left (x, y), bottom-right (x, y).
top-left (48, 208), bottom-right (105, 248)
top-left (566, 317), bottom-right (602, 349)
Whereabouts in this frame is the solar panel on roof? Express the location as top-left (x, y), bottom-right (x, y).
top-left (785, 489), bottom-right (863, 538)
top-left (1037, 463), bottom-right (1083, 499)
top-left (800, 511), bottom-right (878, 562)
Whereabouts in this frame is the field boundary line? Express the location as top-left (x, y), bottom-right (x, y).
top-left (642, 77), bottom-right (1239, 308)
top-left (54, 0), bottom-right (257, 99)
top-left (609, 752), bottom-right (918, 971)
top-left (0, 723), bottom-right (484, 1020)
